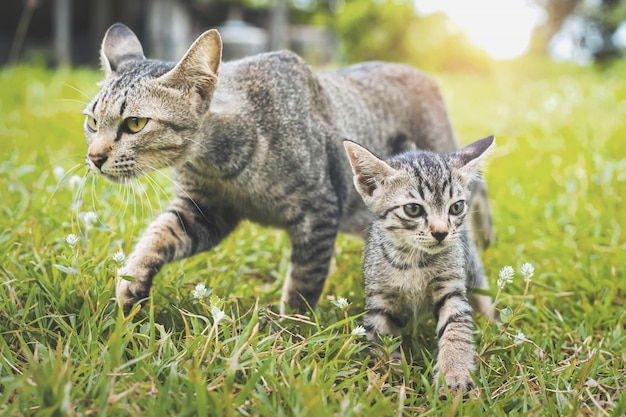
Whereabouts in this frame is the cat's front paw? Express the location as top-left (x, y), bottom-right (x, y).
top-left (435, 368), bottom-right (476, 397)
top-left (116, 278), bottom-right (150, 313)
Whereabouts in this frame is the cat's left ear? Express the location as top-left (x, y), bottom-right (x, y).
top-left (158, 29), bottom-right (222, 104)
top-left (101, 23), bottom-right (146, 77)
top-left (454, 135), bottom-right (495, 176)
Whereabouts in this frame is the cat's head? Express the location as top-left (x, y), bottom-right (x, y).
top-left (344, 136), bottom-right (495, 253)
top-left (83, 23), bottom-right (222, 182)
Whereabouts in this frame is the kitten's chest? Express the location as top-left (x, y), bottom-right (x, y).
top-left (389, 266), bottom-right (433, 309)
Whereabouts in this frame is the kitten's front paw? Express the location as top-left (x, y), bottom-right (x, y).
top-left (116, 278), bottom-right (150, 313)
top-left (436, 369), bottom-right (476, 397)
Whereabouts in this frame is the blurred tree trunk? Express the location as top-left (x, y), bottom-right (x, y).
top-left (269, 0), bottom-right (288, 51)
top-left (53, 0), bottom-right (72, 65)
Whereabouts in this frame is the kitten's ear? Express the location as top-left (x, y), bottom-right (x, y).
top-left (454, 135), bottom-right (495, 175)
top-left (157, 29), bottom-right (222, 102)
top-left (101, 23), bottom-right (145, 76)
top-left (343, 140), bottom-right (396, 199)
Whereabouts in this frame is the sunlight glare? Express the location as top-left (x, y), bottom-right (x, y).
top-left (415, 0), bottom-right (545, 60)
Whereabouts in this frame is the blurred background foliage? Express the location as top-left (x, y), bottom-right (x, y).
top-left (5, 0), bottom-right (626, 72)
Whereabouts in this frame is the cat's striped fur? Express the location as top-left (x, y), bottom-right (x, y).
top-left (84, 23), bottom-right (495, 314)
top-left (344, 136), bottom-right (495, 393)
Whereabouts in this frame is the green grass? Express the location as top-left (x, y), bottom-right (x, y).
top-left (0, 61), bottom-right (625, 416)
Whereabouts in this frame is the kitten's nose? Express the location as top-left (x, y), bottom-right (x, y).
top-left (431, 231), bottom-right (448, 242)
top-left (88, 153), bottom-right (108, 170)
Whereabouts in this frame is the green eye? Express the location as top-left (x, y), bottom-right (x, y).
top-left (449, 200), bottom-right (465, 215)
top-left (124, 117), bottom-right (148, 133)
top-left (85, 116), bottom-right (98, 132)
top-left (403, 203), bottom-right (423, 217)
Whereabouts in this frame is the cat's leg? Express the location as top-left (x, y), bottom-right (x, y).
top-left (280, 210), bottom-right (340, 314)
top-left (431, 276), bottom-right (477, 393)
top-left (118, 196), bottom-right (239, 312)
top-left (469, 177), bottom-right (496, 250)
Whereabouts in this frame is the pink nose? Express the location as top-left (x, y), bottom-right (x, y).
top-left (88, 153), bottom-right (108, 169)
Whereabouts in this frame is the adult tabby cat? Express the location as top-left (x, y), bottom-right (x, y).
top-left (343, 136), bottom-right (495, 393)
top-left (84, 23), bottom-right (495, 313)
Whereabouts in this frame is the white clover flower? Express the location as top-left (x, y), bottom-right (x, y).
top-left (513, 331), bottom-right (527, 345)
top-left (112, 250), bottom-right (125, 264)
top-left (331, 297), bottom-right (351, 310)
top-left (211, 304), bottom-right (226, 323)
top-left (497, 266), bottom-right (515, 289)
top-left (192, 283), bottom-right (210, 299)
top-left (81, 211), bottom-right (98, 229)
top-left (53, 166), bottom-right (65, 181)
top-left (117, 266), bottom-right (129, 277)
top-left (69, 175), bottom-right (82, 189)
top-left (65, 233), bottom-right (78, 247)
top-left (521, 262), bottom-right (535, 283)
top-left (351, 325), bottom-right (367, 337)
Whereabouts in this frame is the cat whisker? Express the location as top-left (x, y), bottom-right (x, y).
top-left (56, 98), bottom-right (90, 106)
top-left (48, 162), bottom-right (87, 205)
top-left (148, 162), bottom-right (209, 224)
top-left (62, 82), bottom-right (95, 101)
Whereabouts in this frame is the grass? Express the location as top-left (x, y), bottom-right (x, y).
top-left (0, 60), bottom-right (624, 416)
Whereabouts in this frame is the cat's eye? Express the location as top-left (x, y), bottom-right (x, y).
top-left (124, 117), bottom-right (148, 133)
top-left (85, 116), bottom-right (98, 133)
top-left (449, 200), bottom-right (465, 215)
top-left (403, 203), bottom-right (424, 217)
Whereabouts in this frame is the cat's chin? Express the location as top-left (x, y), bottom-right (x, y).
top-left (419, 242), bottom-right (452, 255)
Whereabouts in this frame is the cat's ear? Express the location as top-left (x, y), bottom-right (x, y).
top-left (343, 140), bottom-right (396, 199)
top-left (101, 23), bottom-right (145, 76)
top-left (454, 135), bottom-right (495, 176)
top-left (157, 29), bottom-right (222, 103)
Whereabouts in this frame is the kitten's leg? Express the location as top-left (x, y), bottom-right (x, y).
top-left (118, 196), bottom-right (239, 312)
top-left (362, 297), bottom-right (406, 363)
top-left (431, 277), bottom-right (477, 393)
top-left (464, 239), bottom-right (496, 321)
top-left (280, 211), bottom-right (340, 314)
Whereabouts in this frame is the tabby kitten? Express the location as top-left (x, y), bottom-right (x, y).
top-left (344, 136), bottom-right (495, 393)
top-left (84, 23), bottom-right (496, 314)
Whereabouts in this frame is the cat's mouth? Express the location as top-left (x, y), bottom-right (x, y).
top-left (421, 240), bottom-right (452, 254)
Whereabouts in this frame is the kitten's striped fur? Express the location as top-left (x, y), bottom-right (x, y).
top-left (84, 24), bottom-right (495, 314)
top-left (344, 136), bottom-right (495, 393)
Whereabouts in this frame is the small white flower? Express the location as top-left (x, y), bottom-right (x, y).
top-left (117, 266), bottom-right (129, 277)
top-left (192, 283), bottom-right (210, 299)
top-left (53, 166), bottom-right (65, 181)
top-left (112, 250), bottom-right (125, 264)
top-left (497, 266), bottom-right (515, 289)
top-left (513, 331), bottom-right (526, 345)
top-left (211, 304), bottom-right (226, 323)
top-left (65, 233), bottom-right (78, 247)
top-left (332, 297), bottom-right (351, 310)
top-left (81, 211), bottom-right (98, 229)
top-left (521, 263), bottom-right (535, 283)
top-left (351, 325), bottom-right (367, 337)
top-left (69, 175), bottom-right (82, 189)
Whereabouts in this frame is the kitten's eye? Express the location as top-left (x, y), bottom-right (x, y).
top-left (403, 203), bottom-right (424, 217)
top-left (85, 116), bottom-right (98, 133)
top-left (449, 200), bottom-right (465, 215)
top-left (124, 117), bottom-right (148, 133)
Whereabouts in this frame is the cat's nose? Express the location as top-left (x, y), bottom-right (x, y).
top-left (88, 153), bottom-right (108, 170)
top-left (431, 231), bottom-right (448, 242)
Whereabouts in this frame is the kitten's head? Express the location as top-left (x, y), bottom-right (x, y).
top-left (83, 23), bottom-right (222, 182)
top-left (344, 136), bottom-right (495, 253)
